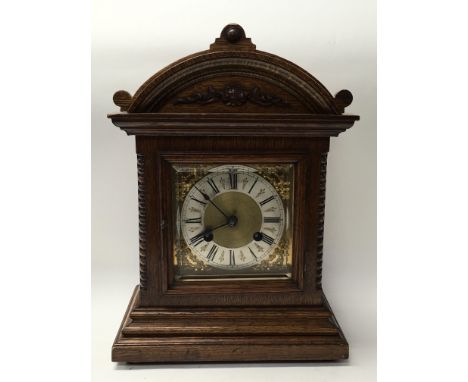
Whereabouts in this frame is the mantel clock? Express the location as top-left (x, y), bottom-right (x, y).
top-left (108, 24), bottom-right (359, 363)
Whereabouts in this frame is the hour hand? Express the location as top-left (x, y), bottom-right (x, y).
top-left (201, 221), bottom-right (229, 242)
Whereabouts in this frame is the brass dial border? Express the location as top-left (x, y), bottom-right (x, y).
top-left (173, 163), bottom-right (293, 276)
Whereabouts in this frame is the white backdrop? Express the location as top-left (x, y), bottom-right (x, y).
top-left (92, 1), bottom-right (376, 381)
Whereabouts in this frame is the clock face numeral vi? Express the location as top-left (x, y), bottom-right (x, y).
top-left (180, 165), bottom-right (286, 270)
top-left (229, 250), bottom-right (235, 266)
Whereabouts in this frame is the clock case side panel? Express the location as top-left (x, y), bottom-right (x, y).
top-left (134, 136), bottom-right (329, 307)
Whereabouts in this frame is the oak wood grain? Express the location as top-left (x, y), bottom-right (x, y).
top-left (112, 287), bottom-right (349, 363)
top-left (107, 23), bottom-right (358, 363)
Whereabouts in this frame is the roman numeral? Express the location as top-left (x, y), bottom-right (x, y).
top-left (259, 195), bottom-right (275, 206)
top-left (190, 232), bottom-right (205, 246)
top-left (207, 245), bottom-right (218, 261)
top-left (248, 246), bottom-right (257, 260)
top-left (248, 177), bottom-right (258, 194)
top-left (184, 217), bottom-right (201, 224)
top-left (190, 196), bottom-right (207, 206)
top-left (262, 233), bottom-right (275, 245)
top-left (229, 170), bottom-right (238, 190)
top-left (229, 250), bottom-right (236, 266)
top-left (263, 217), bottom-right (281, 223)
top-left (207, 178), bottom-right (220, 194)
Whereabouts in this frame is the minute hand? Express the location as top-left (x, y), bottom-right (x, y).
top-left (195, 186), bottom-right (229, 219)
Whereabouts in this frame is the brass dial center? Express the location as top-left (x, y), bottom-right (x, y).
top-left (203, 191), bottom-right (262, 248)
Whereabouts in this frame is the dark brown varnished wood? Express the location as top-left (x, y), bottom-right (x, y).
top-left (109, 113), bottom-right (358, 137)
top-left (108, 23), bottom-right (359, 363)
top-left (112, 287), bottom-right (348, 363)
top-left (134, 137), bottom-right (325, 307)
top-left (136, 154), bottom-right (148, 290)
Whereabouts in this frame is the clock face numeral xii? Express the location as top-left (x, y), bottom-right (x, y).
top-left (229, 170), bottom-right (238, 190)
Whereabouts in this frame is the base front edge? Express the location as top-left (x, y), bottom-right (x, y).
top-left (112, 286), bottom-right (349, 363)
top-left (112, 342), bottom-right (348, 363)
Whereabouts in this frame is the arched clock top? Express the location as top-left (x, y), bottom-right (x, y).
top-left (112, 24), bottom-right (354, 115)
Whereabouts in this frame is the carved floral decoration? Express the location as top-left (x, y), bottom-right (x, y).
top-left (174, 84), bottom-right (289, 107)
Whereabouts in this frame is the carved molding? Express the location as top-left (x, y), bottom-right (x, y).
top-left (316, 152), bottom-right (328, 290)
top-left (174, 84), bottom-right (289, 107)
top-left (112, 24), bottom-right (356, 114)
top-left (128, 53), bottom-right (342, 113)
top-left (109, 113), bottom-right (359, 138)
top-left (137, 154), bottom-right (148, 290)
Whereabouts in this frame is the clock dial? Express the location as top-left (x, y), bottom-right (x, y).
top-left (180, 165), bottom-right (285, 270)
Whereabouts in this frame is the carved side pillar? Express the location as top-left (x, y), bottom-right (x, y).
top-left (136, 153), bottom-right (147, 290)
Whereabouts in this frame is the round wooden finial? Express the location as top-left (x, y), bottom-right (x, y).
top-left (210, 24), bottom-right (255, 51)
top-left (334, 89), bottom-right (353, 113)
top-left (221, 24), bottom-right (246, 43)
top-left (113, 90), bottom-right (132, 111)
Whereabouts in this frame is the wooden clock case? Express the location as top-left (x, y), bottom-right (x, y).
top-left (108, 24), bottom-right (359, 363)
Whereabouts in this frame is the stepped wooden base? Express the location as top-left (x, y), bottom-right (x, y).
top-left (112, 286), bottom-right (348, 363)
